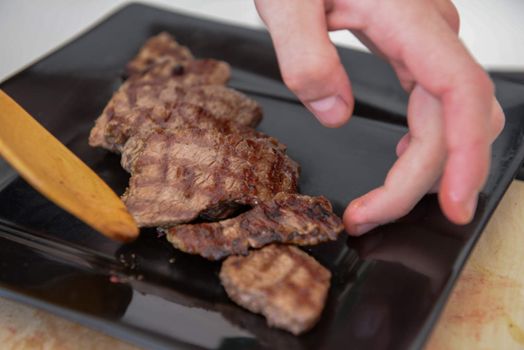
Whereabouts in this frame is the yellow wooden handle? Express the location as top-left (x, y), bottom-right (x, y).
top-left (0, 90), bottom-right (138, 242)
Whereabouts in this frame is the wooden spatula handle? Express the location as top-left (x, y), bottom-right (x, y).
top-left (0, 90), bottom-right (139, 242)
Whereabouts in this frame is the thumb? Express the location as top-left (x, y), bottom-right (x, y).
top-left (255, 0), bottom-right (354, 127)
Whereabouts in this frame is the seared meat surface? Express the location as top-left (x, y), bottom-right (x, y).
top-left (132, 58), bottom-right (230, 85)
top-left (164, 192), bottom-right (343, 260)
top-left (220, 244), bottom-right (331, 335)
top-left (88, 33), bottom-right (343, 336)
top-left (125, 32), bottom-right (193, 76)
top-left (121, 128), bottom-right (299, 227)
top-left (89, 32), bottom-right (239, 152)
top-left (124, 32), bottom-right (229, 84)
top-left (89, 81), bottom-right (262, 152)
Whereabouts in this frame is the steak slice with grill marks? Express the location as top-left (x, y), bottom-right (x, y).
top-left (220, 244), bottom-right (331, 335)
top-left (89, 31), bottom-right (235, 152)
top-left (125, 32), bottom-right (194, 77)
top-left (89, 81), bottom-right (261, 152)
top-left (121, 127), bottom-right (300, 227)
top-left (124, 32), bottom-right (229, 84)
top-left (163, 192), bottom-right (343, 260)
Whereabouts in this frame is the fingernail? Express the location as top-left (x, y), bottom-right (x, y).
top-left (308, 95), bottom-right (348, 127)
top-left (352, 223), bottom-right (379, 236)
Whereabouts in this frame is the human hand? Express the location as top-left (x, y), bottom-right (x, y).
top-left (255, 0), bottom-right (505, 235)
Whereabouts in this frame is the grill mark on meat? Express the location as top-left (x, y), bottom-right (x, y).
top-left (220, 244), bottom-right (331, 335)
top-left (266, 202), bottom-right (283, 221)
top-left (131, 108), bottom-right (152, 139)
top-left (268, 150), bottom-right (284, 194)
top-left (216, 153), bottom-right (229, 202)
top-left (188, 86), bottom-right (252, 125)
top-left (281, 264), bottom-right (316, 311)
top-left (181, 166), bottom-right (196, 199)
top-left (306, 202), bottom-right (333, 221)
top-left (259, 248), bottom-right (278, 273)
top-left (161, 134), bottom-right (172, 184)
top-left (164, 193), bottom-right (342, 260)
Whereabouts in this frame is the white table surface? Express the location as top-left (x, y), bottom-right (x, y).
top-left (1, 0), bottom-right (523, 83)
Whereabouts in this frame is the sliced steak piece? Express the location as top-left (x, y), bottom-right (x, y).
top-left (220, 244), bottom-right (331, 335)
top-left (121, 127), bottom-right (300, 227)
top-left (124, 32), bottom-right (229, 85)
top-left (125, 32), bottom-right (193, 77)
top-left (163, 193), bottom-right (343, 260)
top-left (89, 81), bottom-right (261, 152)
top-left (134, 58), bottom-right (230, 85)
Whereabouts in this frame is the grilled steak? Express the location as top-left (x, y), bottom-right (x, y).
top-left (220, 244), bottom-right (331, 335)
top-left (124, 32), bottom-right (229, 84)
top-left (89, 80), bottom-right (262, 152)
top-left (164, 193), bottom-right (343, 260)
top-left (121, 127), bottom-right (299, 227)
top-left (89, 31), bottom-right (236, 152)
top-left (125, 32), bottom-right (194, 76)
top-left (87, 33), bottom-right (341, 336)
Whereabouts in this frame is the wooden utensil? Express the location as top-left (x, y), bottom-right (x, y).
top-left (0, 90), bottom-right (139, 242)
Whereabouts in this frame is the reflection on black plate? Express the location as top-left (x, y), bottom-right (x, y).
top-left (0, 3), bottom-right (523, 350)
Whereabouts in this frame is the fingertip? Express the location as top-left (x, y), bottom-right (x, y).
top-left (343, 197), bottom-right (378, 236)
top-left (343, 199), bottom-right (361, 235)
top-left (438, 143), bottom-right (488, 225)
top-left (438, 180), bottom-right (478, 225)
top-left (307, 94), bottom-right (352, 127)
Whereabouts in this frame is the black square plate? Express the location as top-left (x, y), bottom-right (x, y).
top-left (1, 3), bottom-right (524, 349)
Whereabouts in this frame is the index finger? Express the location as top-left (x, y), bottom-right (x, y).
top-left (255, 0), bottom-right (354, 127)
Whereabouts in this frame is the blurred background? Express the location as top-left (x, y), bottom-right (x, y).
top-left (1, 0), bottom-right (523, 82)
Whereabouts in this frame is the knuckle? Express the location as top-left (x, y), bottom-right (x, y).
top-left (464, 136), bottom-right (490, 154)
top-left (456, 66), bottom-right (495, 110)
top-left (447, 13), bottom-right (460, 34)
top-left (430, 0), bottom-right (460, 32)
top-left (449, 5), bottom-right (460, 32)
top-left (470, 67), bottom-right (494, 98)
top-left (442, 1), bottom-right (460, 32)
